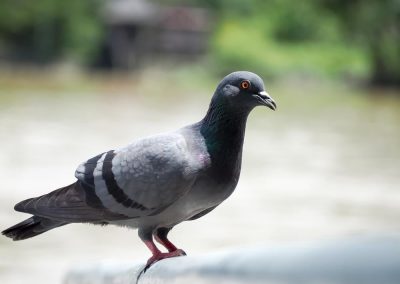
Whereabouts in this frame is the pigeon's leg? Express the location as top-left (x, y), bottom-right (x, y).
top-left (138, 228), bottom-right (186, 272)
top-left (154, 227), bottom-right (186, 255)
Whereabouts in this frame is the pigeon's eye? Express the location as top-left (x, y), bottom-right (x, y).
top-left (240, 80), bottom-right (250, 90)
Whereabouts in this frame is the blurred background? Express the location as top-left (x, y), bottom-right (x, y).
top-left (0, 0), bottom-right (399, 283)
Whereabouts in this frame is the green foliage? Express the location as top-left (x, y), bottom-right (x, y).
top-left (0, 0), bottom-right (398, 85)
top-left (205, 0), bottom-right (399, 85)
top-left (209, 0), bottom-right (368, 79)
top-left (271, 1), bottom-right (323, 42)
top-left (322, 0), bottom-right (400, 85)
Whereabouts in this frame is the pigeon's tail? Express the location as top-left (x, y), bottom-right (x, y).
top-left (2, 216), bottom-right (66, 241)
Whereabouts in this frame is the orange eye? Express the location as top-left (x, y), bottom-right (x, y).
top-left (240, 80), bottom-right (250, 90)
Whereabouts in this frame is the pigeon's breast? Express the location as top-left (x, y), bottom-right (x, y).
top-left (147, 129), bottom-right (242, 226)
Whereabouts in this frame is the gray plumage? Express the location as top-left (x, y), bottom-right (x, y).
top-left (3, 71), bottom-right (276, 268)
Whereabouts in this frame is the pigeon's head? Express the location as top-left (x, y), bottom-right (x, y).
top-left (213, 71), bottom-right (276, 111)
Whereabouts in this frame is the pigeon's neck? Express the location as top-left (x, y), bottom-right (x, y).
top-left (200, 103), bottom-right (251, 182)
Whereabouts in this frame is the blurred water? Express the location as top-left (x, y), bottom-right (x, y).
top-left (0, 76), bottom-right (399, 284)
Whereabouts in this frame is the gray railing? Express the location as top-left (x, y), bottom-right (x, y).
top-left (64, 235), bottom-right (400, 284)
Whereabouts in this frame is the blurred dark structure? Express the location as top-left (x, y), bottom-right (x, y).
top-left (0, 0), bottom-right (210, 70)
top-left (97, 0), bottom-right (210, 69)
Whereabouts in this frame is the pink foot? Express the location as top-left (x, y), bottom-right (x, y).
top-left (144, 249), bottom-right (186, 271)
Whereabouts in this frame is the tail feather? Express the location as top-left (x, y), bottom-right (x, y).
top-left (12, 182), bottom-right (129, 222)
top-left (2, 216), bottom-right (66, 241)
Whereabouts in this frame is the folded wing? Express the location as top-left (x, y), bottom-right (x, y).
top-left (17, 133), bottom-right (202, 223)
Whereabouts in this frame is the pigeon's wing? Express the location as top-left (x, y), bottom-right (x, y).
top-left (74, 133), bottom-right (204, 219)
top-left (16, 133), bottom-right (204, 223)
top-left (14, 182), bottom-right (129, 222)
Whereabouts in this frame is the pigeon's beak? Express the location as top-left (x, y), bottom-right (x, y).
top-left (255, 91), bottom-right (277, 111)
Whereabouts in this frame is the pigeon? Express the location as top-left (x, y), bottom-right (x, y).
top-left (2, 71), bottom-right (276, 269)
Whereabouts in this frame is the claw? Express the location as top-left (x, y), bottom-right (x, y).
top-left (174, 248), bottom-right (187, 256)
top-left (136, 249), bottom-right (187, 283)
top-left (146, 249), bottom-right (187, 268)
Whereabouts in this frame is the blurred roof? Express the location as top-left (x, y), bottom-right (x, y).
top-left (103, 0), bottom-right (210, 31)
top-left (104, 0), bottom-right (159, 25)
